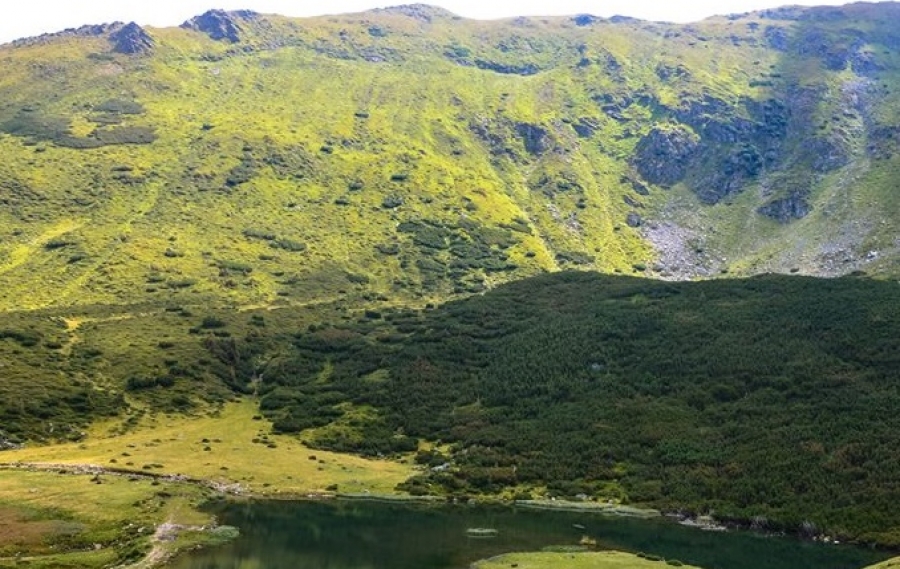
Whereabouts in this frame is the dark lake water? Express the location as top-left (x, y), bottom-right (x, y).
top-left (170, 499), bottom-right (889, 569)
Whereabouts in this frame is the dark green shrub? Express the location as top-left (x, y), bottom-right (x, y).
top-left (167, 279), bottom-right (197, 289)
top-left (201, 316), bottom-right (227, 329)
top-left (243, 228), bottom-right (277, 241)
top-left (376, 243), bottom-right (400, 255)
top-left (125, 376), bottom-right (158, 391)
top-left (94, 99), bottom-right (145, 115)
top-left (44, 238), bottom-right (75, 250)
top-left (217, 260), bottom-right (253, 273)
top-left (91, 126), bottom-right (157, 145)
top-left (0, 329), bottom-right (41, 347)
top-left (0, 111), bottom-right (70, 141)
top-left (382, 195), bottom-right (404, 208)
top-left (272, 239), bottom-right (307, 252)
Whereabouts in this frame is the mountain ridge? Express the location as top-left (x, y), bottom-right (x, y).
top-left (1, 2), bottom-right (900, 313)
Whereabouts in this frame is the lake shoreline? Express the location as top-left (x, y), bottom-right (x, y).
top-left (1, 461), bottom-right (894, 569)
top-left (169, 493), bottom-right (893, 569)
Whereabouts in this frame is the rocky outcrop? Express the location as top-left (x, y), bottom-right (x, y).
top-left (764, 25), bottom-right (790, 51)
top-left (110, 22), bottom-right (154, 55)
top-left (0, 432), bottom-right (21, 450)
top-left (572, 118), bottom-right (598, 138)
top-left (673, 95), bottom-right (754, 144)
top-left (11, 23), bottom-right (119, 48)
top-left (515, 123), bottom-right (550, 155)
top-left (695, 144), bottom-right (764, 204)
top-left (632, 125), bottom-right (700, 187)
top-left (850, 49), bottom-right (882, 76)
top-left (655, 63), bottom-right (690, 81)
top-left (808, 137), bottom-right (851, 173)
top-left (797, 26), bottom-right (866, 71)
top-left (758, 192), bottom-right (812, 222)
top-left (572, 14), bottom-right (601, 27)
top-left (372, 4), bottom-right (456, 22)
top-left (746, 98), bottom-right (790, 141)
top-left (630, 94), bottom-right (791, 204)
top-left (868, 125), bottom-right (900, 159)
top-left (181, 10), bottom-right (256, 42)
top-left (621, 175), bottom-right (650, 197)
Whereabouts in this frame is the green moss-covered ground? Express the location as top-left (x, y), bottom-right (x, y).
top-left (473, 550), bottom-right (702, 569)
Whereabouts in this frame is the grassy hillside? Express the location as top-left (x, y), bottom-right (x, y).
top-left (1, 4), bottom-right (900, 316)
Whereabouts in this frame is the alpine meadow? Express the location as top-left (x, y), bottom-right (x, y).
top-left (1, 3), bottom-right (900, 568)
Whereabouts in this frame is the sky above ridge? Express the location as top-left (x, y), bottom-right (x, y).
top-left (0, 0), bottom-right (885, 44)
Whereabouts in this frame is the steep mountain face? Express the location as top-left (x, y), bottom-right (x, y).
top-left (1, 3), bottom-right (900, 311)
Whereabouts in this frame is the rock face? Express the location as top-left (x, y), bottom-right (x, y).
top-left (572, 14), bottom-right (601, 26)
top-left (758, 192), bottom-right (812, 222)
top-left (11, 23), bottom-right (119, 48)
top-left (809, 137), bottom-right (851, 173)
top-left (629, 92), bottom-right (796, 205)
top-left (515, 123), bottom-right (550, 155)
top-left (181, 10), bottom-right (255, 42)
top-left (632, 125), bottom-right (700, 187)
top-left (109, 22), bottom-right (154, 55)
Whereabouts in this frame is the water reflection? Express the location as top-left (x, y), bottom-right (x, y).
top-left (171, 499), bottom-right (888, 569)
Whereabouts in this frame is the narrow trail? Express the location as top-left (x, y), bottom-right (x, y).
top-left (117, 520), bottom-right (207, 569)
top-left (0, 220), bottom-right (85, 277)
top-left (0, 462), bottom-right (241, 569)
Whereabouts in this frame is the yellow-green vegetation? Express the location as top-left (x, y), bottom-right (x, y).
top-left (0, 469), bottom-right (212, 568)
top-left (472, 550), bottom-right (703, 569)
top-left (0, 399), bottom-right (414, 566)
top-left (1, 4), bottom-right (900, 316)
top-left (866, 558), bottom-right (900, 569)
top-left (8, 399), bottom-right (414, 496)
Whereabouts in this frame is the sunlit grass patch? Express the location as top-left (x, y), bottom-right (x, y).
top-left (473, 550), bottom-right (702, 569)
top-left (9, 399), bottom-right (415, 496)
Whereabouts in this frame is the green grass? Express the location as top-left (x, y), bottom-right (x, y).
top-left (0, 398), bottom-right (414, 566)
top-left (8, 399), bottom-right (415, 496)
top-left (473, 550), bottom-right (702, 569)
top-left (0, 469), bottom-right (213, 568)
top-left (1, 5), bottom-right (899, 318)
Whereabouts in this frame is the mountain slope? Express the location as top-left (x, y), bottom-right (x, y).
top-left (2, 4), bottom-right (900, 313)
top-left (209, 270), bottom-right (900, 544)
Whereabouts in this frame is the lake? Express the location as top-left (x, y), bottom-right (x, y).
top-left (170, 498), bottom-right (889, 569)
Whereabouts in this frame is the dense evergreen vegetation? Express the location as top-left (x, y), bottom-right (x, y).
top-left (208, 272), bottom-right (900, 544)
